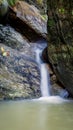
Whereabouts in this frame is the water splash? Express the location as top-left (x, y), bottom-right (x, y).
top-left (37, 96), bottom-right (70, 104)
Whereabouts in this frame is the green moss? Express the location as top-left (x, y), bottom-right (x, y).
top-left (48, 19), bottom-right (55, 27)
top-left (7, 0), bottom-right (19, 6)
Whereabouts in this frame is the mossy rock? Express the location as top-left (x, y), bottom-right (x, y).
top-left (47, 0), bottom-right (73, 96)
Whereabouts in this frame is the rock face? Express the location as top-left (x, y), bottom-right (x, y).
top-left (0, 0), bottom-right (47, 100)
top-left (11, 1), bottom-right (47, 37)
top-left (24, 0), bottom-right (47, 14)
top-left (47, 0), bottom-right (73, 96)
top-left (0, 25), bottom-right (41, 100)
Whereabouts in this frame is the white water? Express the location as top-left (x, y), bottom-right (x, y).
top-left (34, 41), bottom-right (69, 102)
top-left (40, 64), bottom-right (50, 96)
top-left (35, 48), bottom-right (51, 97)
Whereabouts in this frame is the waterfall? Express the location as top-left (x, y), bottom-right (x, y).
top-left (35, 48), bottom-right (51, 97)
top-left (40, 64), bottom-right (50, 96)
top-left (34, 40), bottom-right (69, 102)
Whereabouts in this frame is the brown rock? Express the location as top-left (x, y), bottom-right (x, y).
top-left (9, 1), bottom-right (47, 40)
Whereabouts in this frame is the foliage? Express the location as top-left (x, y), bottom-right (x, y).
top-left (7, 0), bottom-right (19, 6)
top-left (48, 19), bottom-right (55, 27)
top-left (36, 0), bottom-right (43, 5)
top-left (58, 8), bottom-right (65, 14)
top-left (41, 14), bottom-right (47, 21)
top-left (0, 0), bottom-right (2, 4)
top-left (0, 0), bottom-right (7, 4)
top-left (0, 0), bottom-right (19, 6)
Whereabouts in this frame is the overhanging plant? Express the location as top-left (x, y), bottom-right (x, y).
top-left (7, 0), bottom-right (19, 6)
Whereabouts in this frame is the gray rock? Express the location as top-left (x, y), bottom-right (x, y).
top-left (0, 25), bottom-right (41, 100)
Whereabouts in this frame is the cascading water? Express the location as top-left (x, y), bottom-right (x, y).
top-left (34, 40), bottom-right (69, 102)
top-left (40, 63), bottom-right (50, 96)
top-left (35, 48), bottom-right (51, 97)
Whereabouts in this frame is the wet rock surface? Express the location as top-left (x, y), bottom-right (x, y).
top-left (0, 24), bottom-right (41, 100)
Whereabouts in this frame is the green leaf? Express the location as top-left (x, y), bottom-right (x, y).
top-left (7, 0), bottom-right (19, 6)
top-left (58, 8), bottom-right (65, 13)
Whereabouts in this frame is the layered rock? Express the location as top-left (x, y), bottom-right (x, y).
top-left (0, 25), bottom-right (41, 100)
top-left (12, 1), bottom-right (47, 35)
top-left (47, 0), bottom-right (73, 96)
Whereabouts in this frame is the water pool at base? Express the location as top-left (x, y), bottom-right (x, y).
top-left (0, 99), bottom-right (73, 130)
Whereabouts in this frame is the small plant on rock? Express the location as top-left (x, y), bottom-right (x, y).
top-left (7, 0), bottom-right (19, 6)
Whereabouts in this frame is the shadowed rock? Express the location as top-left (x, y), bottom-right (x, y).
top-left (47, 0), bottom-right (73, 96)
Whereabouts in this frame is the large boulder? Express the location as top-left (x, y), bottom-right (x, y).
top-left (8, 1), bottom-right (47, 39)
top-left (47, 0), bottom-right (73, 96)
